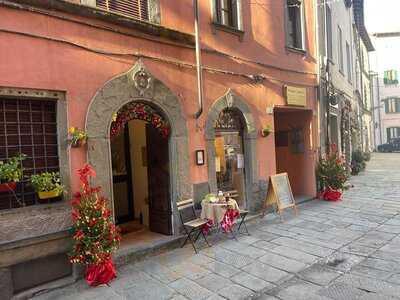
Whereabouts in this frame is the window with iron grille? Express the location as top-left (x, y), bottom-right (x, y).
top-left (0, 98), bottom-right (59, 210)
top-left (96, 0), bottom-right (149, 21)
top-left (215, 0), bottom-right (241, 29)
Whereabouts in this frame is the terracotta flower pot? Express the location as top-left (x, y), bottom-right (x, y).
top-left (0, 182), bottom-right (17, 193)
top-left (38, 189), bottom-right (61, 199)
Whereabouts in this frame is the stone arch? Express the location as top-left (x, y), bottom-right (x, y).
top-left (205, 89), bottom-right (260, 212)
top-left (85, 60), bottom-right (191, 234)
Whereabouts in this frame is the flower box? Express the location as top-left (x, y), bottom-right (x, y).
top-left (38, 189), bottom-right (62, 200)
top-left (0, 182), bottom-right (17, 193)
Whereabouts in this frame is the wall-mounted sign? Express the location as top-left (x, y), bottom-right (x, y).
top-left (284, 85), bottom-right (307, 107)
top-left (263, 173), bottom-right (298, 219)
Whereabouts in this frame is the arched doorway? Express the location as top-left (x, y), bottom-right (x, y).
top-left (85, 60), bottom-right (191, 236)
top-left (214, 108), bottom-right (246, 208)
top-left (110, 102), bottom-right (172, 235)
top-left (205, 90), bottom-right (259, 212)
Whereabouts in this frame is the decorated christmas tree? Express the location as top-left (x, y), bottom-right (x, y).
top-left (69, 164), bottom-right (121, 286)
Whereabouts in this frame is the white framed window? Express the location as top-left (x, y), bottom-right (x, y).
top-left (96, 0), bottom-right (153, 22)
top-left (214, 0), bottom-right (243, 30)
top-left (385, 98), bottom-right (400, 113)
top-left (346, 42), bottom-right (352, 82)
top-left (286, 0), bottom-right (305, 50)
top-left (338, 26), bottom-right (344, 73)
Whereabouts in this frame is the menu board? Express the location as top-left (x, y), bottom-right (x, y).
top-left (264, 173), bottom-right (297, 217)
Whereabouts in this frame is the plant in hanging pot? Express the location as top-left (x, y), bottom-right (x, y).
top-left (68, 127), bottom-right (88, 148)
top-left (30, 172), bottom-right (64, 200)
top-left (0, 154), bottom-right (26, 193)
top-left (316, 144), bottom-right (350, 201)
top-left (69, 164), bottom-right (121, 287)
top-left (260, 125), bottom-right (272, 137)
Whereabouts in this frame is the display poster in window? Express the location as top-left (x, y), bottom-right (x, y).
top-left (263, 173), bottom-right (297, 219)
top-left (237, 154), bottom-right (244, 169)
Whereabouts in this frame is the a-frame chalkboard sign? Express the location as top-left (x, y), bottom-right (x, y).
top-left (263, 173), bottom-right (298, 219)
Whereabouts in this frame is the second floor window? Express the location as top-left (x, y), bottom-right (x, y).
top-left (286, 0), bottom-right (305, 50)
top-left (96, 0), bottom-right (149, 21)
top-left (215, 0), bottom-right (241, 30)
top-left (385, 98), bottom-right (400, 113)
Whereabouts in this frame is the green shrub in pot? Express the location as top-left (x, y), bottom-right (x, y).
top-left (30, 172), bottom-right (64, 199)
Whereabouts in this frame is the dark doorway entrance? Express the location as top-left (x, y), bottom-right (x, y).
top-left (146, 124), bottom-right (172, 235)
top-left (110, 102), bottom-right (172, 235)
top-left (111, 125), bottom-right (134, 225)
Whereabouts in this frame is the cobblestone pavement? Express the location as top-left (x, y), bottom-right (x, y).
top-left (32, 153), bottom-right (400, 300)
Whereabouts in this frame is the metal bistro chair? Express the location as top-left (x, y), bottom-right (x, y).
top-left (177, 199), bottom-right (211, 253)
top-left (225, 190), bottom-right (250, 236)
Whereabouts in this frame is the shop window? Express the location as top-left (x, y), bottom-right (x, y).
top-left (214, 0), bottom-right (243, 30)
top-left (0, 98), bottom-right (59, 210)
top-left (96, 0), bottom-right (149, 21)
top-left (286, 0), bottom-right (305, 50)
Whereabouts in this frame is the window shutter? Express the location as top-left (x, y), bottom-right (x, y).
top-left (96, 0), bottom-right (149, 21)
top-left (387, 128), bottom-right (391, 141)
top-left (385, 99), bottom-right (389, 113)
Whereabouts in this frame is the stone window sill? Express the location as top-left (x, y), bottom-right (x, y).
top-left (211, 22), bottom-right (244, 41)
top-left (286, 46), bottom-right (307, 56)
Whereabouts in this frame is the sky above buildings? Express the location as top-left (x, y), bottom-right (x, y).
top-left (365, 0), bottom-right (400, 75)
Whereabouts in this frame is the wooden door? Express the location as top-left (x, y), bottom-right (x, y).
top-left (146, 124), bottom-right (172, 235)
top-left (111, 125), bottom-right (134, 224)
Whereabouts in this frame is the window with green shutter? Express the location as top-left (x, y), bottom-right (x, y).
top-left (384, 70), bottom-right (399, 85)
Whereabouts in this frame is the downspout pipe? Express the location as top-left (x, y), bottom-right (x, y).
top-left (194, 0), bottom-right (204, 120)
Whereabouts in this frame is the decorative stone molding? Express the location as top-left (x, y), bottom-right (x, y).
top-left (85, 60), bottom-right (191, 234)
top-left (205, 89), bottom-right (259, 212)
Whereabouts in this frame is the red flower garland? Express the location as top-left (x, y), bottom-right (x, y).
top-left (110, 102), bottom-right (170, 138)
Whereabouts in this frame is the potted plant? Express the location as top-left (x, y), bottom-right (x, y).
top-left (316, 144), bottom-right (350, 201)
top-left (68, 127), bottom-right (88, 148)
top-left (30, 171), bottom-right (64, 199)
top-left (261, 125), bottom-right (272, 137)
top-left (0, 154), bottom-right (26, 193)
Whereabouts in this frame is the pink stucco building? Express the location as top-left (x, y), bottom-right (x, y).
top-left (0, 0), bottom-right (319, 296)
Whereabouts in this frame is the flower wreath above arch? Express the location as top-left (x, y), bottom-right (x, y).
top-left (110, 102), bottom-right (170, 138)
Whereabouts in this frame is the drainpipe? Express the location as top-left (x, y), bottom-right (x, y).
top-left (193, 0), bottom-right (204, 120)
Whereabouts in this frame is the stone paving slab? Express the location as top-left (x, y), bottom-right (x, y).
top-left (31, 154), bottom-right (400, 300)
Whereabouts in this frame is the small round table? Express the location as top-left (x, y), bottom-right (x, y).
top-left (200, 198), bottom-right (239, 225)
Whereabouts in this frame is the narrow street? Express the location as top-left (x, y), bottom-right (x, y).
top-left (33, 153), bottom-right (400, 300)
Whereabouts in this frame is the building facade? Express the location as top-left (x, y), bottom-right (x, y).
top-left (353, 0), bottom-right (375, 153)
top-left (317, 0), bottom-right (355, 161)
top-left (370, 33), bottom-right (400, 148)
top-left (0, 0), bottom-right (319, 297)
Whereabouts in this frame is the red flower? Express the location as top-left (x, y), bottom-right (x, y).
top-left (89, 218), bottom-right (97, 227)
top-left (73, 230), bottom-right (85, 241)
